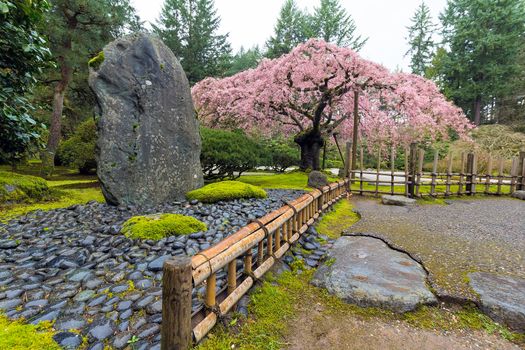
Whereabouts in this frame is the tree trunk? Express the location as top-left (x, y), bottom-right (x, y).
top-left (45, 57), bottom-right (72, 166)
top-left (473, 96), bottom-right (482, 125)
top-left (295, 129), bottom-right (324, 170)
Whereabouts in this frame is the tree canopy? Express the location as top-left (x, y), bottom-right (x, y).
top-left (405, 1), bottom-right (436, 76)
top-left (193, 39), bottom-right (472, 169)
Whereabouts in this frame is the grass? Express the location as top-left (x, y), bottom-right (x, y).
top-left (315, 198), bottom-right (360, 239)
top-left (0, 314), bottom-right (59, 350)
top-left (238, 171), bottom-right (339, 190)
top-left (121, 213), bottom-right (207, 240)
top-left (187, 181), bottom-right (267, 203)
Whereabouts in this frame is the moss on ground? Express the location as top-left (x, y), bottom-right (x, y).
top-left (187, 181), bottom-right (267, 203)
top-left (238, 171), bottom-right (339, 190)
top-left (121, 213), bottom-right (207, 240)
top-left (0, 171), bottom-right (51, 203)
top-left (0, 314), bottom-right (60, 350)
top-left (315, 198), bottom-right (360, 239)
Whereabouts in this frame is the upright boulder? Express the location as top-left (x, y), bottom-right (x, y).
top-left (89, 33), bottom-right (203, 206)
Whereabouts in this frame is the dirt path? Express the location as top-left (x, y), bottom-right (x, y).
top-left (287, 303), bottom-right (522, 350)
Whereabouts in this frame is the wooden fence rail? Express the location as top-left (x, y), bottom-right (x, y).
top-left (348, 143), bottom-right (525, 198)
top-left (161, 179), bottom-right (349, 349)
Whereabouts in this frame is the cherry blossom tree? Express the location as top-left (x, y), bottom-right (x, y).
top-left (192, 39), bottom-right (472, 170)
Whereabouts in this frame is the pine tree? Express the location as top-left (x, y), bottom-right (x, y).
top-left (310, 0), bottom-right (367, 50)
top-left (224, 46), bottom-right (262, 76)
top-left (265, 0), bottom-right (309, 59)
top-left (405, 1), bottom-right (436, 76)
top-left (154, 0), bottom-right (231, 85)
top-left (438, 0), bottom-right (525, 125)
top-left (42, 0), bottom-right (139, 167)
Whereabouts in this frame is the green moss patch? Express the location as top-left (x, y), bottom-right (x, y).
top-left (88, 51), bottom-right (104, 69)
top-left (186, 181), bottom-right (267, 203)
top-left (239, 171), bottom-right (339, 190)
top-left (316, 198), bottom-right (360, 239)
top-left (121, 213), bottom-right (207, 240)
top-left (0, 314), bottom-right (60, 350)
top-left (0, 171), bottom-right (50, 204)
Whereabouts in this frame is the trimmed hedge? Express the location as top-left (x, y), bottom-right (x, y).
top-left (0, 171), bottom-right (50, 203)
top-left (186, 181), bottom-right (267, 203)
top-left (121, 213), bottom-right (207, 240)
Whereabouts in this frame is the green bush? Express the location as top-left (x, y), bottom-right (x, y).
top-left (260, 138), bottom-right (300, 172)
top-left (0, 171), bottom-right (50, 203)
top-left (121, 213), bottom-right (207, 240)
top-left (56, 119), bottom-right (97, 174)
top-left (324, 159), bottom-right (343, 169)
top-left (201, 127), bottom-right (261, 180)
top-left (186, 181), bottom-right (267, 203)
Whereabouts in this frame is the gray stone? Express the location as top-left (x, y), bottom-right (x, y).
top-left (53, 331), bottom-right (83, 349)
top-left (89, 318), bottom-right (115, 341)
top-left (148, 255), bottom-right (171, 272)
top-left (381, 195), bottom-right (416, 206)
top-left (89, 33), bottom-right (203, 206)
top-left (0, 298), bottom-right (22, 311)
top-left (511, 190), bottom-right (525, 200)
top-left (307, 171), bottom-right (329, 188)
top-left (468, 272), bottom-right (525, 332)
top-left (311, 236), bottom-right (436, 312)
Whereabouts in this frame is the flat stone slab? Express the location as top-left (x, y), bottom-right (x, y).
top-left (511, 190), bottom-right (525, 200)
top-left (381, 195), bottom-right (416, 206)
top-left (468, 272), bottom-right (525, 332)
top-left (312, 235), bottom-right (436, 312)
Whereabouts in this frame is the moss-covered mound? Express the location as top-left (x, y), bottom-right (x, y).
top-left (121, 213), bottom-right (207, 240)
top-left (0, 314), bottom-right (60, 350)
top-left (186, 181), bottom-right (267, 203)
top-left (0, 171), bottom-right (50, 204)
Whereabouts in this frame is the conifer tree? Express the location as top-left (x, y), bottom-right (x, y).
top-left (405, 1), bottom-right (436, 76)
top-left (266, 0), bottom-right (309, 59)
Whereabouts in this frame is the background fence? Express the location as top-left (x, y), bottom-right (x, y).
top-left (161, 180), bottom-right (349, 349)
top-left (345, 142), bottom-right (525, 198)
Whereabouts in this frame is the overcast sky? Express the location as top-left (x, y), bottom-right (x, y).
top-left (130, 0), bottom-right (447, 71)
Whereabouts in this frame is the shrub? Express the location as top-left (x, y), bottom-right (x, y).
top-left (56, 118), bottom-right (97, 174)
top-left (0, 171), bottom-right (50, 203)
top-left (324, 159), bottom-right (343, 169)
top-left (186, 181), bottom-right (267, 203)
top-left (201, 127), bottom-right (261, 180)
top-left (121, 213), bottom-right (207, 240)
top-left (260, 138), bottom-right (300, 172)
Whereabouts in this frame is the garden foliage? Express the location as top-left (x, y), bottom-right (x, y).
top-left (186, 181), bottom-right (267, 203)
top-left (56, 118), bottom-right (97, 174)
top-left (121, 213), bottom-right (207, 240)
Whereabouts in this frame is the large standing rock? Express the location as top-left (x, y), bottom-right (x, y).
top-left (468, 272), bottom-right (525, 332)
top-left (89, 33), bottom-right (203, 206)
top-left (312, 235), bottom-right (437, 312)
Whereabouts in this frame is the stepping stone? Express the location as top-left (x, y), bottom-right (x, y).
top-left (468, 272), bottom-right (525, 332)
top-left (511, 190), bottom-right (525, 200)
top-left (311, 235), bottom-right (436, 312)
top-left (381, 195), bottom-right (416, 206)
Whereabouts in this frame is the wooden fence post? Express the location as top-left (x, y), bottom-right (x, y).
top-left (343, 141), bottom-right (352, 180)
top-left (407, 142), bottom-right (418, 198)
top-left (466, 153), bottom-right (475, 195)
top-left (162, 256), bottom-right (193, 350)
top-left (518, 151), bottom-right (525, 191)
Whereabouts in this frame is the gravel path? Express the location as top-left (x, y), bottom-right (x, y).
top-left (349, 197), bottom-right (525, 301)
top-left (0, 189), bottom-right (304, 350)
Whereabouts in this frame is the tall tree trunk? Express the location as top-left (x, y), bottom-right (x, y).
top-left (473, 96), bottom-right (482, 125)
top-left (46, 59), bottom-right (72, 162)
top-left (295, 129), bottom-right (324, 170)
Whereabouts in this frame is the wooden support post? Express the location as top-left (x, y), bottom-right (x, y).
top-left (257, 241), bottom-right (264, 266)
top-left (518, 151), bottom-right (525, 191)
top-left (282, 221), bottom-right (288, 243)
top-left (430, 149), bottom-right (438, 196)
top-left (351, 90), bottom-right (359, 180)
top-left (359, 146), bottom-right (364, 195)
top-left (375, 146), bottom-right (381, 196)
top-left (466, 153), bottom-right (475, 195)
top-left (510, 157), bottom-right (518, 193)
top-left (266, 231), bottom-right (273, 257)
top-left (404, 147), bottom-right (409, 196)
top-left (407, 143), bottom-right (417, 198)
top-left (485, 154), bottom-right (492, 194)
top-left (227, 260), bottom-right (236, 295)
top-left (162, 257), bottom-right (193, 350)
top-left (344, 141), bottom-right (352, 181)
top-left (415, 149), bottom-right (424, 197)
top-left (390, 148), bottom-right (395, 195)
top-left (244, 253), bottom-right (252, 275)
top-left (275, 226), bottom-right (281, 251)
top-left (458, 152), bottom-right (466, 195)
top-left (497, 158), bottom-right (504, 195)
top-left (445, 153), bottom-right (453, 196)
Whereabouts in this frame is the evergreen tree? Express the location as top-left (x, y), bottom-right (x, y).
top-left (0, 0), bottom-right (50, 165)
top-left (310, 0), bottom-right (367, 50)
top-left (265, 0), bottom-right (309, 59)
top-left (154, 0), bottom-right (231, 85)
top-left (405, 1), bottom-right (436, 76)
top-left (224, 46), bottom-right (262, 76)
top-left (438, 0), bottom-right (525, 125)
top-left (42, 0), bottom-right (139, 166)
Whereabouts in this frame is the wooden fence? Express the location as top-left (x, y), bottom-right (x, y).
top-left (161, 179), bottom-right (349, 349)
top-left (346, 142), bottom-right (525, 198)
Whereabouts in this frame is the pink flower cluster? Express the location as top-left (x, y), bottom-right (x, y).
top-left (192, 39), bottom-right (473, 148)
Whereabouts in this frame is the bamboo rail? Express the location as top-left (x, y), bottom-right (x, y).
top-left (162, 179), bottom-right (349, 349)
